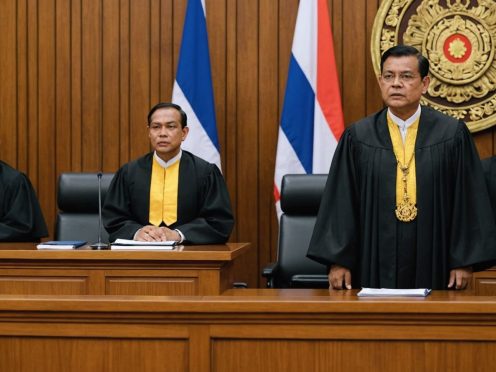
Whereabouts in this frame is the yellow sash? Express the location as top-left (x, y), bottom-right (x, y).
top-left (149, 157), bottom-right (179, 226)
top-left (387, 114), bottom-right (419, 210)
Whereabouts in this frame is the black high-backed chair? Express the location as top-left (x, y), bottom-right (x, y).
top-left (55, 173), bottom-right (114, 243)
top-left (263, 174), bottom-right (329, 288)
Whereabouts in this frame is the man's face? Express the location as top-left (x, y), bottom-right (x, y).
top-left (148, 107), bottom-right (189, 162)
top-left (379, 55), bottom-right (430, 119)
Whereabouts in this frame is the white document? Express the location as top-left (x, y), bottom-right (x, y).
top-left (357, 288), bottom-right (432, 297)
top-left (37, 245), bottom-right (75, 250)
top-left (110, 238), bottom-right (176, 250)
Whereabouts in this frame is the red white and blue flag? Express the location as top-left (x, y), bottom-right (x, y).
top-left (274, 0), bottom-right (344, 217)
top-left (172, 0), bottom-right (221, 170)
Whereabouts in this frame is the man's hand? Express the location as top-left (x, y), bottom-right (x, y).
top-left (448, 266), bottom-right (473, 290)
top-left (329, 264), bottom-right (352, 290)
top-left (135, 225), bottom-right (168, 242)
top-left (136, 226), bottom-right (181, 242)
top-left (159, 227), bottom-right (181, 242)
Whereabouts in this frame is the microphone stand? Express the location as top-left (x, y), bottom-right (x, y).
top-left (91, 172), bottom-right (110, 249)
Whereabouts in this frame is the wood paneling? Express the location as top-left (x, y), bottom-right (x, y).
top-left (105, 274), bottom-right (199, 296)
top-left (0, 337), bottom-right (188, 372)
top-left (342, 0), bottom-right (367, 123)
top-left (1, 0), bottom-right (494, 288)
top-left (0, 1), bottom-right (17, 166)
top-left (259, 0), bottom-right (280, 274)
top-left (0, 271), bottom-right (89, 295)
top-left (1, 290), bottom-right (496, 371)
top-left (474, 268), bottom-right (496, 296)
top-left (212, 340), bottom-right (496, 372)
top-left (102, 0), bottom-right (121, 171)
top-left (236, 0), bottom-right (259, 288)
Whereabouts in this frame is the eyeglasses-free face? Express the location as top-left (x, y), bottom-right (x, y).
top-left (378, 55), bottom-right (430, 120)
top-left (148, 107), bottom-right (189, 162)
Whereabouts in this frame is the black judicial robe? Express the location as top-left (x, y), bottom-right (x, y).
top-left (102, 151), bottom-right (234, 244)
top-left (0, 161), bottom-right (48, 242)
top-left (307, 106), bottom-right (496, 289)
top-left (482, 156), bottom-right (496, 220)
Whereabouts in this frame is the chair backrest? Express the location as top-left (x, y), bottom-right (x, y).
top-left (274, 174), bottom-right (329, 288)
top-left (55, 173), bottom-right (114, 243)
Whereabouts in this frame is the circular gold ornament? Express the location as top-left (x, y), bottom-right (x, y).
top-left (395, 199), bottom-right (418, 222)
top-left (371, 0), bottom-right (496, 132)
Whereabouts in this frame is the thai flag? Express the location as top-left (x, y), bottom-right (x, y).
top-left (172, 0), bottom-right (221, 170)
top-left (274, 0), bottom-right (344, 218)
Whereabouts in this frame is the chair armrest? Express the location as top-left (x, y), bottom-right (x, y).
top-left (233, 282), bottom-right (248, 288)
top-left (262, 262), bottom-right (278, 288)
top-left (290, 274), bottom-right (329, 289)
top-left (262, 262), bottom-right (277, 278)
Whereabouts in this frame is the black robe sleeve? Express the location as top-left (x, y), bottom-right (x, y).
top-left (481, 156), bottom-right (496, 223)
top-left (448, 124), bottom-right (496, 271)
top-left (177, 164), bottom-right (234, 244)
top-left (0, 164), bottom-right (48, 242)
top-left (101, 164), bottom-right (144, 241)
top-left (306, 127), bottom-right (360, 272)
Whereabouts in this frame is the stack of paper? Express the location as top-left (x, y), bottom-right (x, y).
top-left (357, 288), bottom-right (432, 297)
top-left (37, 241), bottom-right (86, 250)
top-left (110, 239), bottom-right (176, 250)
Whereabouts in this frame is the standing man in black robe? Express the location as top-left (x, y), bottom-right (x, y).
top-left (0, 161), bottom-right (48, 242)
top-left (102, 102), bottom-right (234, 245)
top-left (307, 45), bottom-right (496, 290)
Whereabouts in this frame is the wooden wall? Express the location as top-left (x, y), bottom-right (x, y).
top-left (1, 0), bottom-right (495, 287)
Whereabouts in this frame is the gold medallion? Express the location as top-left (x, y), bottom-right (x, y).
top-left (395, 195), bottom-right (418, 222)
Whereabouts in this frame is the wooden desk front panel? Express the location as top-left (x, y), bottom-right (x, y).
top-left (0, 291), bottom-right (496, 372)
top-left (0, 265), bottom-right (226, 296)
top-left (104, 269), bottom-right (200, 296)
top-left (1, 322), bottom-right (495, 372)
top-left (211, 329), bottom-right (496, 372)
top-left (0, 243), bottom-right (248, 296)
top-left (0, 268), bottom-right (91, 295)
top-left (474, 269), bottom-right (496, 295)
top-left (0, 337), bottom-right (189, 372)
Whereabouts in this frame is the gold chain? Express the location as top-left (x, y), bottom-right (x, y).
top-left (393, 150), bottom-right (417, 222)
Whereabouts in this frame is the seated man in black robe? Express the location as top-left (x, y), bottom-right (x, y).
top-left (102, 102), bottom-right (234, 244)
top-left (0, 161), bottom-right (48, 242)
top-left (307, 45), bottom-right (496, 290)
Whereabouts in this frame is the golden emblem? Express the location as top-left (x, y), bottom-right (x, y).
top-left (371, 0), bottom-right (496, 132)
top-left (396, 197), bottom-right (418, 222)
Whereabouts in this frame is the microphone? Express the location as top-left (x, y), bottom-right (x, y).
top-left (91, 172), bottom-right (110, 249)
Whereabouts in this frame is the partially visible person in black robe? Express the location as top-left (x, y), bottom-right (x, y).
top-left (102, 102), bottom-right (234, 244)
top-left (307, 45), bottom-right (496, 290)
top-left (481, 156), bottom-right (496, 220)
top-left (103, 150), bottom-right (234, 244)
top-left (0, 161), bottom-right (48, 242)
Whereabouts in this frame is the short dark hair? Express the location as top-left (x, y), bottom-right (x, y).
top-left (380, 45), bottom-right (430, 79)
top-left (147, 102), bottom-right (188, 128)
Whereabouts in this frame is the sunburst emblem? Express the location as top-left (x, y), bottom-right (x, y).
top-left (371, 0), bottom-right (496, 133)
